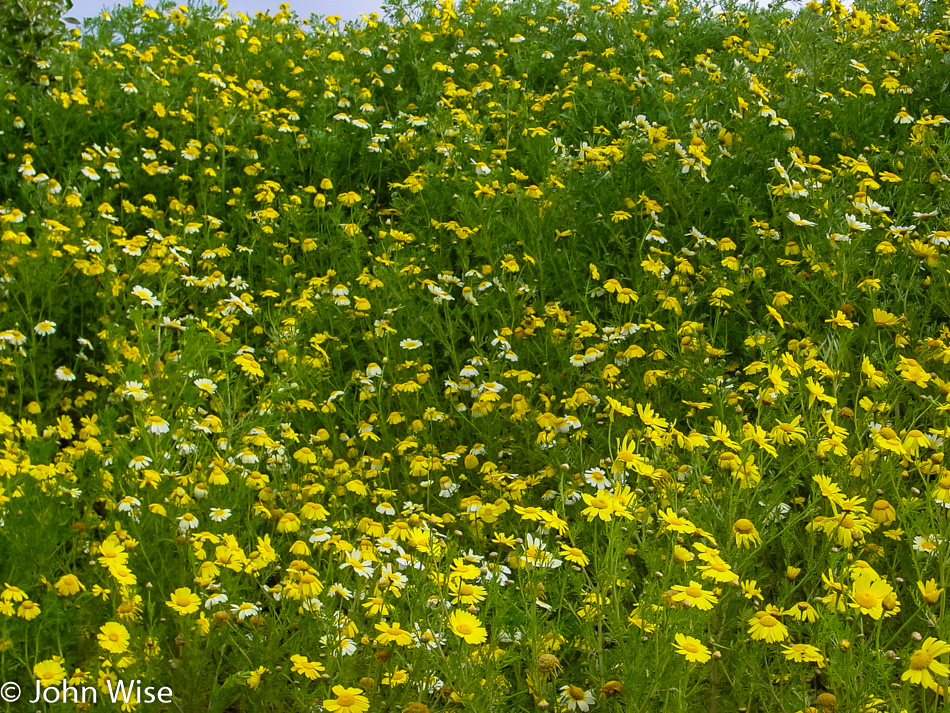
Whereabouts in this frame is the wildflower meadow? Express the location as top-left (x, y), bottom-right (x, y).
top-left (1, 0), bottom-right (950, 709)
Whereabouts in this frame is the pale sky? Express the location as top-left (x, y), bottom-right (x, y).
top-left (68, 0), bottom-right (387, 22)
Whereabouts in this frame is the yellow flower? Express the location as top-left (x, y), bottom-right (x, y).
top-left (448, 610), bottom-right (487, 644)
top-left (732, 518), bottom-right (761, 548)
top-left (290, 654), bottom-right (325, 680)
top-left (902, 638), bottom-right (950, 689)
top-left (337, 191), bottom-right (362, 207)
top-left (869, 499), bottom-right (896, 525)
top-left (54, 574), bottom-right (85, 596)
top-left (97, 621), bottom-right (130, 654)
top-left (324, 686), bottom-right (370, 713)
top-left (898, 357), bottom-right (931, 388)
top-left (849, 571), bottom-right (893, 620)
top-left (246, 666), bottom-right (268, 689)
top-left (1, 584), bottom-right (27, 602)
top-left (34, 658), bottom-right (67, 687)
top-left (696, 557), bottom-right (738, 584)
top-left (918, 579), bottom-right (944, 605)
top-left (448, 580), bottom-right (487, 605)
top-left (785, 601), bottom-right (819, 622)
top-left (166, 587), bottom-right (201, 615)
top-left (782, 643), bottom-right (825, 666)
top-left (374, 622), bottom-right (414, 647)
top-left (747, 610), bottom-right (789, 642)
top-left (16, 600), bottom-right (40, 620)
top-left (657, 507), bottom-right (695, 534)
top-left (559, 545), bottom-right (589, 567)
top-left (670, 581), bottom-right (718, 611)
top-left (581, 492), bottom-right (615, 522)
top-left (674, 633), bottom-right (711, 663)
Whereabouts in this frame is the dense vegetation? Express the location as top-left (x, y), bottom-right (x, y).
top-left (2, 0), bottom-right (950, 710)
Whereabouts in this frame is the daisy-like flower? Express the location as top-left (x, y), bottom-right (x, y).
top-left (231, 602), bottom-right (259, 620)
top-left (782, 643), bottom-right (825, 666)
top-left (732, 518), bottom-right (762, 548)
top-left (34, 320), bottom-right (56, 335)
top-left (849, 571), bottom-right (894, 620)
top-left (674, 633), bottom-right (711, 663)
top-left (845, 213), bottom-right (872, 231)
top-left (97, 621), bottom-right (130, 654)
top-left (209, 507), bottom-right (231, 522)
top-left (583, 467), bottom-right (611, 489)
top-left (194, 378), bottom-right (217, 394)
top-left (448, 579), bottom-right (487, 605)
top-left (657, 507), bottom-right (696, 534)
top-left (55, 367), bottom-right (76, 381)
top-left (399, 339), bottom-right (423, 350)
top-left (902, 638), bottom-right (950, 689)
top-left (785, 601), bottom-right (819, 622)
top-left (166, 587), bottom-right (201, 615)
top-left (918, 579), bottom-right (944, 605)
top-left (289, 654), bottom-right (325, 680)
top-left (748, 609), bottom-right (789, 642)
top-left (374, 621), bottom-right (414, 647)
top-left (670, 581), bottom-right (718, 611)
top-left (913, 534), bottom-right (941, 556)
top-left (310, 526), bottom-right (333, 543)
top-left (54, 574), bottom-right (85, 597)
top-left (33, 659), bottom-right (67, 688)
top-left (122, 381), bottom-right (149, 402)
top-left (787, 212), bottom-right (816, 226)
top-left (204, 592), bottom-right (228, 608)
top-left (128, 454), bottom-right (151, 470)
top-left (448, 610), bottom-right (487, 644)
top-left (131, 285), bottom-right (162, 307)
top-left (145, 415), bottom-right (169, 434)
top-left (581, 492), bottom-right (616, 522)
top-left (177, 513), bottom-right (199, 532)
top-left (559, 684), bottom-right (595, 711)
top-left (11, 587), bottom-right (40, 613)
top-left (339, 550), bottom-right (374, 578)
top-left (117, 496), bottom-right (140, 513)
top-left (559, 544), bottom-right (589, 567)
top-left (324, 686), bottom-right (370, 713)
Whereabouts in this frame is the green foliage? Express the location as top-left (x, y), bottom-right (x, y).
top-left (0, 0), bottom-right (76, 82)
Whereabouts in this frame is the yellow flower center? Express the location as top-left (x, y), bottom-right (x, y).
top-left (685, 585), bottom-right (703, 598)
top-left (337, 692), bottom-right (356, 707)
top-left (734, 519), bottom-right (754, 534)
top-left (854, 590), bottom-right (877, 609)
top-left (910, 649), bottom-right (933, 671)
top-left (566, 686), bottom-right (586, 701)
top-left (760, 615), bottom-right (778, 628)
